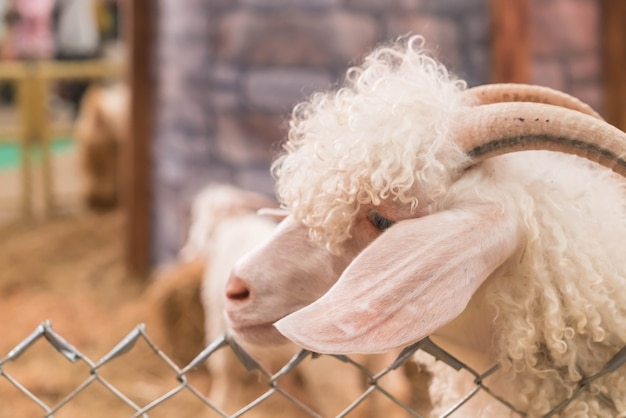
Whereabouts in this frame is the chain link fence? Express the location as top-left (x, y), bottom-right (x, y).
top-left (2, 321), bottom-right (626, 417)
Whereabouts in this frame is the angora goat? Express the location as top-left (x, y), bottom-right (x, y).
top-left (224, 37), bottom-right (626, 417)
top-left (188, 184), bottom-right (419, 417)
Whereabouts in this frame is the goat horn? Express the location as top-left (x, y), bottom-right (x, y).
top-left (457, 102), bottom-right (626, 177)
top-left (467, 84), bottom-right (602, 120)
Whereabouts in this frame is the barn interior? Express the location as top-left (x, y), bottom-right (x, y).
top-left (0, 1), bottom-right (624, 417)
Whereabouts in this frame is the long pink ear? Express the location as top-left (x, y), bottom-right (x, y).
top-left (274, 203), bottom-right (522, 354)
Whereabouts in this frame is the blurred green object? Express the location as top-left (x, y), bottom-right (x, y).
top-left (0, 137), bottom-right (74, 170)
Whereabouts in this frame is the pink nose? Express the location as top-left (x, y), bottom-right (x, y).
top-left (226, 274), bottom-right (251, 301)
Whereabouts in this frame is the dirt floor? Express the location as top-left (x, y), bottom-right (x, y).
top-left (0, 211), bottom-right (212, 418)
top-left (0, 108), bottom-right (215, 417)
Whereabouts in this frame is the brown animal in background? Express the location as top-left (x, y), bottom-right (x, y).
top-left (75, 83), bottom-right (129, 210)
top-left (141, 257), bottom-right (207, 368)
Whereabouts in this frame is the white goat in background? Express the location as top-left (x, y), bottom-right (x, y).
top-left (181, 184), bottom-right (311, 418)
top-left (224, 36), bottom-right (626, 417)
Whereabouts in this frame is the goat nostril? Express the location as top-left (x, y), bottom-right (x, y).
top-left (228, 288), bottom-right (250, 301)
top-left (226, 276), bottom-right (251, 301)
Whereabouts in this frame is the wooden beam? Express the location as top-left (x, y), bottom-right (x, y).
top-left (490, 0), bottom-right (531, 83)
top-left (602, 0), bottom-right (626, 131)
top-left (125, 0), bottom-right (155, 279)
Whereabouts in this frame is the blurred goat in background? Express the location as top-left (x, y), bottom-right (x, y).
top-left (75, 82), bottom-right (128, 210)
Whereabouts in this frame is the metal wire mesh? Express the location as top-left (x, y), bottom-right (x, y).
top-left (2, 321), bottom-right (626, 417)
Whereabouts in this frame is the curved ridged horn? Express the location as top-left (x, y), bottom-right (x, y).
top-left (467, 84), bottom-right (602, 120)
top-left (457, 102), bottom-right (626, 177)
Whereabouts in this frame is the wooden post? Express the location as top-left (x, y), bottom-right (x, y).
top-left (602, 0), bottom-right (626, 131)
top-left (35, 74), bottom-right (55, 216)
top-left (490, 0), bottom-right (531, 83)
top-left (16, 74), bottom-right (33, 219)
top-left (125, 0), bottom-right (156, 279)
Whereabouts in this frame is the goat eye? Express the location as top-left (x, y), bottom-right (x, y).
top-left (366, 210), bottom-right (395, 231)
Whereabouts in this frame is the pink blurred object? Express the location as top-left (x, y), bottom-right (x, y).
top-left (12, 0), bottom-right (56, 59)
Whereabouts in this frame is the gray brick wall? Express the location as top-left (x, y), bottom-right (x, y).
top-left (152, 0), bottom-right (602, 266)
top-left (530, 0), bottom-right (603, 113)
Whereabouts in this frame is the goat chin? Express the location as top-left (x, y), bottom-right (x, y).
top-left (227, 322), bottom-right (289, 347)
